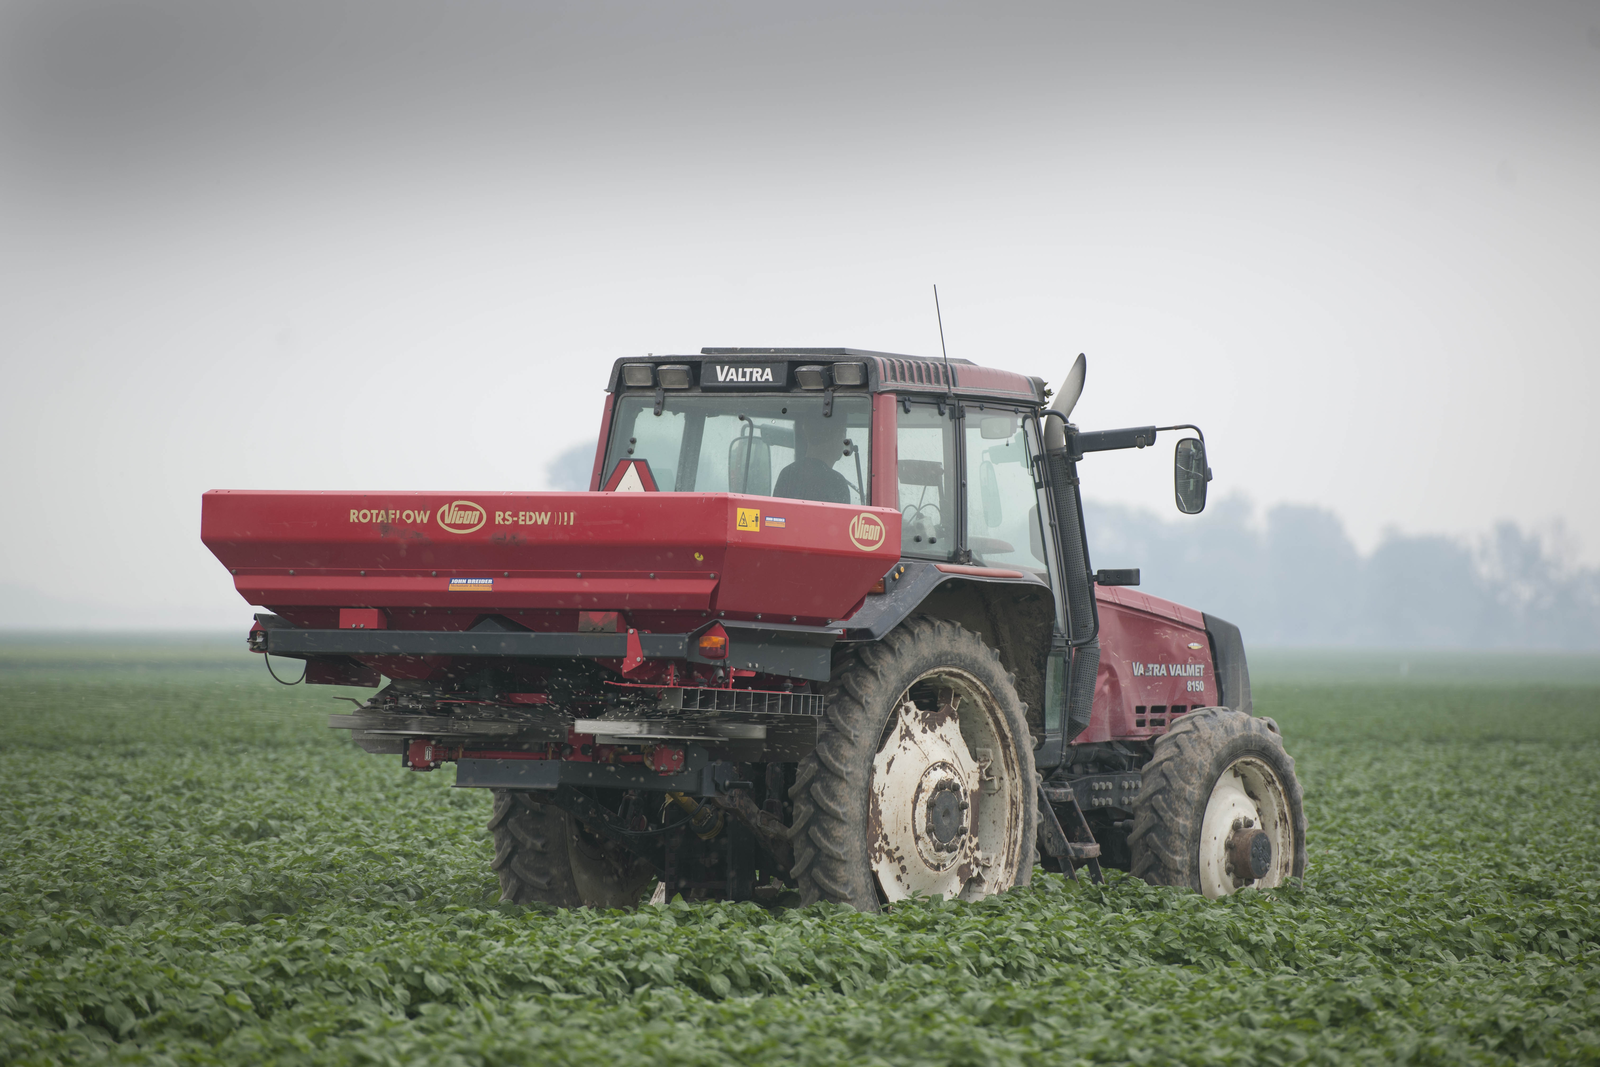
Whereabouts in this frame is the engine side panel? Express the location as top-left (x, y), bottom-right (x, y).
top-left (1073, 587), bottom-right (1216, 745)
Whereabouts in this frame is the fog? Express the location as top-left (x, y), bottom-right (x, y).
top-left (1086, 498), bottom-right (1600, 651)
top-left (1, 1), bottom-right (1596, 640)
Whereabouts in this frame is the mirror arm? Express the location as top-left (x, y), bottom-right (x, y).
top-left (1073, 425), bottom-right (1159, 457)
top-left (1155, 423), bottom-right (1204, 445)
top-left (1040, 409), bottom-right (1072, 454)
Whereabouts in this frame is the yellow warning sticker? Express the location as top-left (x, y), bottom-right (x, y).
top-left (736, 507), bottom-right (761, 532)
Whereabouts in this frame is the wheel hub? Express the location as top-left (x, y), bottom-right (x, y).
top-left (924, 780), bottom-right (966, 847)
top-left (870, 692), bottom-right (994, 900)
top-left (911, 764), bottom-right (970, 869)
top-left (1225, 821), bottom-right (1272, 881)
top-left (1198, 756), bottom-right (1294, 897)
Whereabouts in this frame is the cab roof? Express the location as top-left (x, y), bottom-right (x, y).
top-left (606, 348), bottom-right (1045, 405)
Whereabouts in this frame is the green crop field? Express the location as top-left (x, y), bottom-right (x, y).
top-left (1, 637), bottom-right (1596, 1066)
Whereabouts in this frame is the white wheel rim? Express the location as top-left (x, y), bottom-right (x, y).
top-left (1197, 756), bottom-right (1294, 899)
top-left (869, 669), bottom-right (1024, 902)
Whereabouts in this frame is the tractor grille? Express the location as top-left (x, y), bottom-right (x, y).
top-left (1134, 705), bottom-right (1188, 729)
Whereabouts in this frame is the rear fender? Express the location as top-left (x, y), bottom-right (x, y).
top-left (842, 561), bottom-right (1056, 737)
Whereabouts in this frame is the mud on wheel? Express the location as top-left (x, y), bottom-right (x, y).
top-left (790, 616), bottom-right (1037, 911)
top-left (489, 790), bottom-right (656, 908)
top-left (1129, 706), bottom-right (1306, 898)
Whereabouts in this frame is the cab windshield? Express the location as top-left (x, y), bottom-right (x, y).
top-left (603, 394), bottom-right (872, 504)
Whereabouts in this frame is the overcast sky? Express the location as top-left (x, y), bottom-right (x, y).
top-left (2, 0), bottom-right (1596, 627)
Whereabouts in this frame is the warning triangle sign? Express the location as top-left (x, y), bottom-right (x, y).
top-left (603, 459), bottom-right (659, 492)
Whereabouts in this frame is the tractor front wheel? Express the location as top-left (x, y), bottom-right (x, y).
top-left (488, 790), bottom-right (656, 908)
top-left (790, 616), bottom-right (1037, 911)
top-left (1129, 706), bottom-right (1306, 897)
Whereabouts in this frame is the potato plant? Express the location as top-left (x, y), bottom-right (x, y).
top-left (1, 640), bottom-right (1596, 1065)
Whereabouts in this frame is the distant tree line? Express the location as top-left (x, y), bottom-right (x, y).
top-left (1085, 497), bottom-right (1600, 650)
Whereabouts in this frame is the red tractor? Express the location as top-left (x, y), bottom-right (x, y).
top-left (202, 348), bottom-right (1305, 909)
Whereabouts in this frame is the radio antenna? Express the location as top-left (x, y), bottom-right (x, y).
top-left (933, 284), bottom-right (954, 396)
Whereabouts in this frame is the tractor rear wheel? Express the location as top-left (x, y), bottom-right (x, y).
top-left (1128, 707), bottom-right (1306, 898)
top-left (790, 616), bottom-right (1037, 911)
top-left (488, 790), bottom-right (656, 908)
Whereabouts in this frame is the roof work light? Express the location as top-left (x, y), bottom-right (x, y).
top-left (793, 365), bottom-right (829, 390)
top-left (656, 365), bottom-right (693, 389)
top-left (831, 362), bottom-right (866, 386)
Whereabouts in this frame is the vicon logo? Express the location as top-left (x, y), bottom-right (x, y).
top-left (849, 512), bottom-right (886, 551)
top-left (437, 500), bottom-right (487, 534)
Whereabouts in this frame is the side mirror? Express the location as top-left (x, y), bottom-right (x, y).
top-left (1174, 437), bottom-right (1210, 514)
top-left (729, 436), bottom-right (772, 495)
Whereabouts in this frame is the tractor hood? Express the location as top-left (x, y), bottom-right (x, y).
top-left (201, 490), bottom-right (900, 627)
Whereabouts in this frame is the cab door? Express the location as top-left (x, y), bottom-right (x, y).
top-left (961, 410), bottom-right (1051, 575)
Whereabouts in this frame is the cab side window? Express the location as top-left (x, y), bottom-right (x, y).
top-left (964, 412), bottom-right (1047, 571)
top-left (896, 403), bottom-right (956, 559)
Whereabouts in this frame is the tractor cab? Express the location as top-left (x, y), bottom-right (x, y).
top-left (600, 349), bottom-right (1058, 571)
top-left (601, 347), bottom-right (1205, 569)
top-left (598, 348), bottom-right (1220, 778)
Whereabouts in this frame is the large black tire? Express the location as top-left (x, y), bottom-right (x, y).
top-left (790, 616), bottom-right (1037, 911)
top-left (488, 790), bottom-right (657, 908)
top-left (1129, 706), bottom-right (1307, 897)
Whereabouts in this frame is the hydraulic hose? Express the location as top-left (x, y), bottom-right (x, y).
top-left (666, 791), bottom-right (724, 840)
top-left (263, 653), bottom-right (306, 685)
